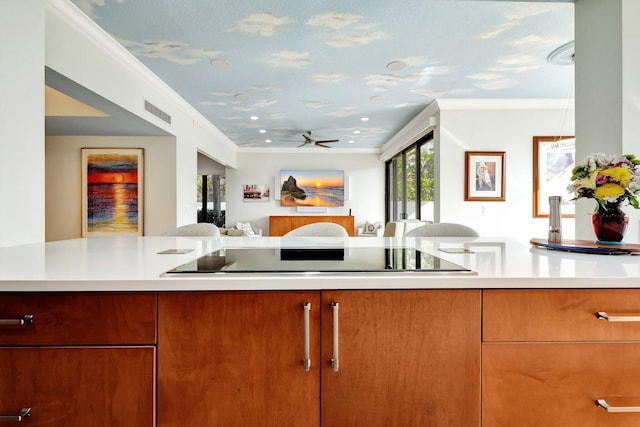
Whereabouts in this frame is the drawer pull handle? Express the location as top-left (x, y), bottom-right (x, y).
top-left (330, 302), bottom-right (339, 372)
top-left (0, 407), bottom-right (31, 421)
top-left (596, 311), bottom-right (640, 322)
top-left (0, 315), bottom-right (34, 326)
top-left (597, 399), bottom-right (640, 412)
top-left (303, 302), bottom-right (311, 372)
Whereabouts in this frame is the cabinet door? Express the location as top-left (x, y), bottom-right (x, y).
top-left (0, 347), bottom-right (155, 427)
top-left (321, 290), bottom-right (481, 427)
top-left (158, 291), bottom-right (321, 427)
top-left (483, 342), bottom-right (640, 427)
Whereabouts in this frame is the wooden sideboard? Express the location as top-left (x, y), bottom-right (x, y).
top-left (269, 215), bottom-right (355, 236)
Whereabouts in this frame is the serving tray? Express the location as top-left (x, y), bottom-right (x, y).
top-left (530, 238), bottom-right (640, 255)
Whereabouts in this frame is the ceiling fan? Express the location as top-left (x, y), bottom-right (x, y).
top-left (293, 131), bottom-right (339, 148)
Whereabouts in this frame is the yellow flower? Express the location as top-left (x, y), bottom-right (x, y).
top-left (600, 167), bottom-right (631, 187)
top-left (574, 170), bottom-right (599, 190)
top-left (594, 183), bottom-right (625, 200)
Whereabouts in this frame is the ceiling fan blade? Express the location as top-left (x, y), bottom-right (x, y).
top-left (315, 143), bottom-right (332, 148)
top-left (315, 139), bottom-right (339, 143)
top-left (298, 142), bottom-right (309, 147)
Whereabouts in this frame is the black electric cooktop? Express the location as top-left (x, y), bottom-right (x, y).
top-left (164, 247), bottom-right (472, 275)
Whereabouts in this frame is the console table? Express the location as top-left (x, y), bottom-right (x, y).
top-left (269, 215), bottom-right (355, 236)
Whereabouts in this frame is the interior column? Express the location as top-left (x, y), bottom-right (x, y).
top-left (574, 0), bottom-right (640, 240)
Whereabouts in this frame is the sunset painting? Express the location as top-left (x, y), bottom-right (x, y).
top-left (82, 148), bottom-right (144, 236)
top-left (280, 170), bottom-right (344, 207)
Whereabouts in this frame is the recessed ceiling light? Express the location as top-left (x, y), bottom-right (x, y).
top-left (259, 129), bottom-right (266, 133)
top-left (348, 140), bottom-right (355, 144)
top-left (387, 61), bottom-right (406, 71)
top-left (235, 93), bottom-right (250, 100)
top-left (265, 139), bottom-right (272, 143)
top-left (361, 117), bottom-right (369, 122)
top-left (210, 59), bottom-right (231, 69)
top-left (354, 130), bottom-right (361, 134)
top-left (250, 116), bottom-right (259, 120)
top-left (369, 95), bottom-right (383, 102)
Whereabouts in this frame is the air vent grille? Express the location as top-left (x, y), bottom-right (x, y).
top-left (144, 100), bottom-right (171, 124)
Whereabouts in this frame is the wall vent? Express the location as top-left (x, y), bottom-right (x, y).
top-left (144, 100), bottom-right (171, 125)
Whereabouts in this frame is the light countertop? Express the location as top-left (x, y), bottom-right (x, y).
top-left (0, 235), bottom-right (639, 291)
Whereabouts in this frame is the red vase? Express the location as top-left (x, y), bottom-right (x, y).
top-left (591, 203), bottom-right (629, 243)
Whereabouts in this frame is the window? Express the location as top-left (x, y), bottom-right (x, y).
top-left (197, 175), bottom-right (226, 227)
top-left (385, 132), bottom-right (434, 222)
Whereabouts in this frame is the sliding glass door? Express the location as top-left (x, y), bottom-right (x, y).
top-left (385, 132), bottom-right (434, 222)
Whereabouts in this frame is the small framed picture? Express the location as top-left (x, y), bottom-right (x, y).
top-left (465, 151), bottom-right (506, 201)
top-left (243, 184), bottom-right (270, 202)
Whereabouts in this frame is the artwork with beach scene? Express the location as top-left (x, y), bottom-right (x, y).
top-left (82, 148), bottom-right (144, 236)
top-left (280, 170), bottom-right (344, 207)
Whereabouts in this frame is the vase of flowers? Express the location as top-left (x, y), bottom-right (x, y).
top-left (567, 153), bottom-right (640, 243)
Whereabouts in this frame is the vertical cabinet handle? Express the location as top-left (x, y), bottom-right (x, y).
top-left (597, 399), bottom-right (640, 412)
top-left (596, 311), bottom-right (640, 322)
top-left (330, 302), bottom-right (339, 372)
top-left (0, 408), bottom-right (31, 421)
top-left (302, 302), bottom-right (311, 371)
top-left (0, 315), bottom-right (34, 326)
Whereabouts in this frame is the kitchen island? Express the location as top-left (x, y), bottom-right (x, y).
top-left (0, 235), bottom-right (639, 291)
top-left (1, 235), bottom-right (640, 427)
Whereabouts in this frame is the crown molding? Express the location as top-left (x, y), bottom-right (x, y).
top-left (45, 0), bottom-right (237, 153)
top-left (379, 100), bottom-right (439, 161)
top-left (436, 98), bottom-right (575, 110)
top-left (237, 146), bottom-right (381, 155)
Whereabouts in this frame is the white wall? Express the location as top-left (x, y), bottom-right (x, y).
top-left (437, 100), bottom-right (576, 241)
top-left (226, 150), bottom-right (385, 235)
top-left (46, 136), bottom-right (177, 241)
top-left (45, 0), bottom-right (237, 227)
top-left (0, 0), bottom-right (45, 248)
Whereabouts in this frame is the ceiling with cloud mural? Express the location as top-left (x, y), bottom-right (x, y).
top-left (68, 0), bottom-right (575, 149)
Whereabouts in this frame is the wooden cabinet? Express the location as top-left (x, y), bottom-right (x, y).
top-left (158, 291), bottom-right (321, 427)
top-left (158, 290), bottom-right (481, 427)
top-left (321, 290), bottom-right (481, 427)
top-left (269, 215), bottom-right (355, 236)
top-left (0, 292), bottom-right (156, 426)
top-left (482, 289), bottom-right (640, 427)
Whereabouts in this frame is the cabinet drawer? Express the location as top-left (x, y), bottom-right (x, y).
top-left (483, 343), bottom-right (640, 427)
top-left (0, 292), bottom-right (156, 345)
top-left (0, 347), bottom-right (155, 427)
top-left (483, 289), bottom-right (640, 342)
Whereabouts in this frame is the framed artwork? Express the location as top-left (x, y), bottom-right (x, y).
top-left (243, 184), bottom-right (270, 202)
top-left (81, 148), bottom-right (144, 237)
top-left (533, 136), bottom-right (575, 218)
top-left (279, 170), bottom-right (344, 207)
top-left (464, 151), bottom-right (505, 201)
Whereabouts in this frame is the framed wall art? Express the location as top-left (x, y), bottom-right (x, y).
top-left (81, 148), bottom-right (144, 236)
top-left (533, 136), bottom-right (575, 218)
top-left (243, 184), bottom-right (270, 202)
top-left (464, 151), bottom-right (505, 201)
top-left (279, 170), bottom-right (345, 207)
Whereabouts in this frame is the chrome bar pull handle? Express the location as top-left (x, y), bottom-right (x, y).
top-left (330, 302), bottom-right (339, 372)
top-left (303, 302), bottom-right (311, 371)
top-left (0, 315), bottom-right (34, 326)
top-left (0, 408), bottom-right (31, 421)
top-left (597, 399), bottom-right (640, 412)
top-left (596, 311), bottom-right (640, 322)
